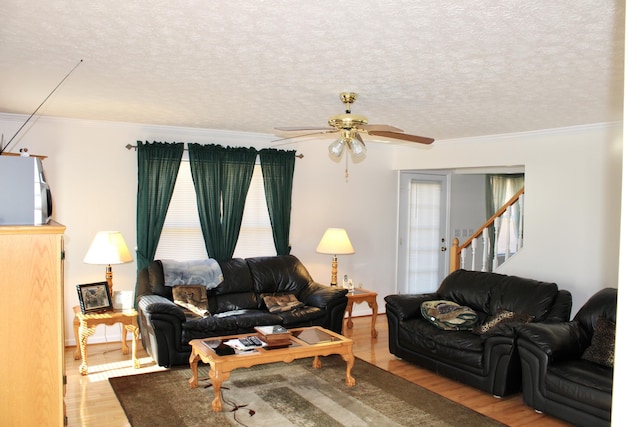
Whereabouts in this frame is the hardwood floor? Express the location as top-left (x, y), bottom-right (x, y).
top-left (64, 315), bottom-right (572, 426)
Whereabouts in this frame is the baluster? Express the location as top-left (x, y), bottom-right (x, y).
top-left (504, 205), bottom-right (512, 261)
top-left (461, 247), bottom-right (467, 270)
top-left (517, 194), bottom-right (524, 250)
top-left (471, 237), bottom-right (478, 271)
top-left (482, 228), bottom-right (489, 272)
top-left (492, 217), bottom-right (500, 271)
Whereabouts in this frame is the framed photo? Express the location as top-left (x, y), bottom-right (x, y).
top-left (76, 281), bottom-right (112, 313)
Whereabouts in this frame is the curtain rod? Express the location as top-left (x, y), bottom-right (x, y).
top-left (125, 143), bottom-right (303, 158)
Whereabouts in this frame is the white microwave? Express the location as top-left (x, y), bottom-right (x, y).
top-left (0, 156), bottom-right (52, 225)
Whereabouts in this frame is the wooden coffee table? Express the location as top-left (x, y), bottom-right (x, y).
top-left (188, 326), bottom-right (356, 412)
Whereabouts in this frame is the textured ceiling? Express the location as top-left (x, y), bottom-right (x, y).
top-left (0, 0), bottom-right (626, 144)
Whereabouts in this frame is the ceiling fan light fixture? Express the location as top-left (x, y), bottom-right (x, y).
top-left (348, 134), bottom-right (367, 160)
top-left (328, 138), bottom-right (345, 158)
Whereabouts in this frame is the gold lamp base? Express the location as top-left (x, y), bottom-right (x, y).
top-left (330, 256), bottom-right (338, 286)
top-left (105, 264), bottom-right (114, 299)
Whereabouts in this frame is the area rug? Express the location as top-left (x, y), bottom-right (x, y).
top-left (109, 355), bottom-right (505, 427)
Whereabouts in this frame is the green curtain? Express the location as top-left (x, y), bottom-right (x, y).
top-left (135, 141), bottom-right (184, 273)
top-left (187, 143), bottom-right (222, 259)
top-left (259, 148), bottom-right (296, 255)
top-left (188, 143), bottom-right (257, 260)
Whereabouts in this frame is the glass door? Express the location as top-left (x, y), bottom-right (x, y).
top-left (397, 172), bottom-right (449, 294)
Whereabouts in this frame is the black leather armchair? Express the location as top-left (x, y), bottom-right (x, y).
top-left (517, 287), bottom-right (616, 427)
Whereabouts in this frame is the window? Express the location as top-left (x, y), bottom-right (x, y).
top-left (154, 160), bottom-right (276, 261)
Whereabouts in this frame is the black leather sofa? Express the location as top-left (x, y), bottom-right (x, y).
top-left (385, 269), bottom-right (572, 397)
top-left (517, 287), bottom-right (616, 427)
top-left (136, 255), bottom-right (348, 367)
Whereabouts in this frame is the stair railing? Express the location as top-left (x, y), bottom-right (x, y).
top-left (450, 187), bottom-right (524, 273)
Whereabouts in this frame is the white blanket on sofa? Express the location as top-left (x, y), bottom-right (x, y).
top-left (162, 259), bottom-right (224, 290)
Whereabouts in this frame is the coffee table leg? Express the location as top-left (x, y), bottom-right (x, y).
top-left (209, 367), bottom-right (230, 412)
top-left (342, 353), bottom-right (356, 387)
top-left (312, 355), bottom-right (322, 368)
top-left (346, 300), bottom-right (355, 329)
top-left (188, 351), bottom-right (201, 389)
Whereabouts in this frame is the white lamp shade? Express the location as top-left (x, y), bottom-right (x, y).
top-left (316, 228), bottom-right (355, 255)
top-left (83, 231), bottom-right (133, 265)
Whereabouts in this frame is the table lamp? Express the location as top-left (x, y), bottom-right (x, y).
top-left (316, 228), bottom-right (355, 286)
top-left (83, 231), bottom-right (133, 299)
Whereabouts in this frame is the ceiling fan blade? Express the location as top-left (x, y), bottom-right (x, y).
top-left (360, 124), bottom-right (404, 133)
top-left (274, 126), bottom-right (334, 132)
top-left (368, 130), bottom-right (435, 145)
top-left (272, 129), bottom-right (337, 143)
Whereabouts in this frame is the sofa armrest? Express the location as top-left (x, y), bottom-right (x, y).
top-left (516, 322), bottom-right (585, 362)
top-left (299, 282), bottom-right (347, 308)
top-left (384, 293), bottom-right (438, 320)
top-left (138, 294), bottom-right (187, 322)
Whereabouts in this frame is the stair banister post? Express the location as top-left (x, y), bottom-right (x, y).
top-left (450, 237), bottom-right (460, 273)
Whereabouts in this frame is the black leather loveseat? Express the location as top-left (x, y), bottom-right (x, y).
top-left (517, 287), bottom-right (616, 427)
top-left (385, 269), bottom-right (572, 397)
top-left (136, 255), bottom-right (348, 367)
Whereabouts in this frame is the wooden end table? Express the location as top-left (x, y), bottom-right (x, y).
top-left (189, 326), bottom-right (356, 413)
top-left (73, 306), bottom-right (140, 375)
top-left (345, 288), bottom-right (378, 338)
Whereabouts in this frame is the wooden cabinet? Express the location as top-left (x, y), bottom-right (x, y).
top-left (0, 222), bottom-right (66, 426)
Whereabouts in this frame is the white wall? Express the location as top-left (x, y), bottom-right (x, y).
top-left (0, 114), bottom-right (397, 345)
top-left (393, 123), bottom-right (623, 314)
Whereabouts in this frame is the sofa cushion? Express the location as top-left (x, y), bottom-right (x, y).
top-left (172, 285), bottom-right (210, 317)
top-left (275, 306), bottom-right (325, 326)
top-left (437, 269), bottom-right (503, 313)
top-left (263, 294), bottom-right (304, 313)
top-left (581, 316), bottom-right (615, 368)
top-left (149, 261), bottom-right (172, 299)
top-left (214, 292), bottom-right (259, 312)
top-left (214, 258), bottom-right (254, 295)
top-left (490, 275), bottom-right (558, 321)
top-left (247, 255), bottom-right (313, 294)
top-left (181, 309), bottom-right (283, 342)
top-left (398, 318), bottom-right (485, 372)
top-left (420, 300), bottom-right (478, 330)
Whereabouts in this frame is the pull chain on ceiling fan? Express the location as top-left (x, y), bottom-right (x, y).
top-left (274, 92), bottom-right (434, 162)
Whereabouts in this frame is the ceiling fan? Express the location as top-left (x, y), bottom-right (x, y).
top-left (274, 92), bottom-right (435, 161)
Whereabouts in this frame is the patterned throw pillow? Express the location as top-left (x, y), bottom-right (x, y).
top-left (172, 285), bottom-right (210, 317)
top-left (473, 309), bottom-right (534, 334)
top-left (582, 316), bottom-right (615, 368)
top-left (263, 294), bottom-right (304, 313)
top-left (420, 300), bottom-right (478, 330)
